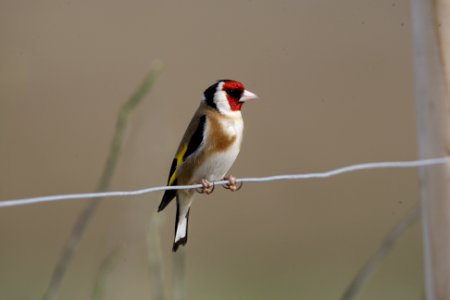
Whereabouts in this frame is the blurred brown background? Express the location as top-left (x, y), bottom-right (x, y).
top-left (0, 0), bottom-right (420, 299)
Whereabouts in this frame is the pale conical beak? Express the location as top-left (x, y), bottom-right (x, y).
top-left (239, 90), bottom-right (258, 102)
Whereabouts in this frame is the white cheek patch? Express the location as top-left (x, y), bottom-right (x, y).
top-left (212, 82), bottom-right (231, 114)
top-left (215, 91), bottom-right (232, 114)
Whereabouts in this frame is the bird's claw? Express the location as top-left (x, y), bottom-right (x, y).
top-left (222, 175), bottom-right (243, 192)
top-left (196, 179), bottom-right (215, 194)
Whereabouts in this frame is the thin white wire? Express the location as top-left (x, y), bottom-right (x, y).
top-left (1, 157), bottom-right (449, 208)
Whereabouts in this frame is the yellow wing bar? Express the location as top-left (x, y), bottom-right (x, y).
top-left (168, 144), bottom-right (188, 186)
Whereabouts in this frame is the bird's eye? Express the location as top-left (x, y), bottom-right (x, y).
top-left (226, 88), bottom-right (241, 99)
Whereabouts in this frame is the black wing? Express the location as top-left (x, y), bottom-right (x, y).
top-left (158, 115), bottom-right (206, 212)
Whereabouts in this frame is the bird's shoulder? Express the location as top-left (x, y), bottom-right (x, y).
top-left (174, 103), bottom-right (209, 156)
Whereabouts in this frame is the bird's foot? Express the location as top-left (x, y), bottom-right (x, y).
top-left (196, 179), bottom-right (215, 194)
top-left (222, 175), bottom-right (242, 192)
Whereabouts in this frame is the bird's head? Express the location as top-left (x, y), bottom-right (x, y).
top-left (203, 79), bottom-right (258, 114)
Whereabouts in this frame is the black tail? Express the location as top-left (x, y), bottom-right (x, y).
top-left (172, 202), bottom-right (190, 252)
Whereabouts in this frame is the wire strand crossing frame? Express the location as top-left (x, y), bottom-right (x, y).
top-left (1, 157), bottom-right (449, 208)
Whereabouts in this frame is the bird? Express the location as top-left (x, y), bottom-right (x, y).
top-left (158, 79), bottom-right (258, 251)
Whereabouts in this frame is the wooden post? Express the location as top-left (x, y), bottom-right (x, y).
top-left (412, 1), bottom-right (450, 299)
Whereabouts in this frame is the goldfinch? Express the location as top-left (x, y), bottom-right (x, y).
top-left (158, 79), bottom-right (258, 251)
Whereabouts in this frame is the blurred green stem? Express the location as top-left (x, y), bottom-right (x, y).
top-left (340, 207), bottom-right (420, 300)
top-left (147, 213), bottom-right (166, 300)
top-left (41, 61), bottom-right (162, 300)
top-left (174, 250), bottom-right (187, 300)
top-left (91, 247), bottom-right (123, 300)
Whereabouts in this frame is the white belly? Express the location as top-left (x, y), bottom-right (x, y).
top-left (193, 142), bottom-right (241, 182)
